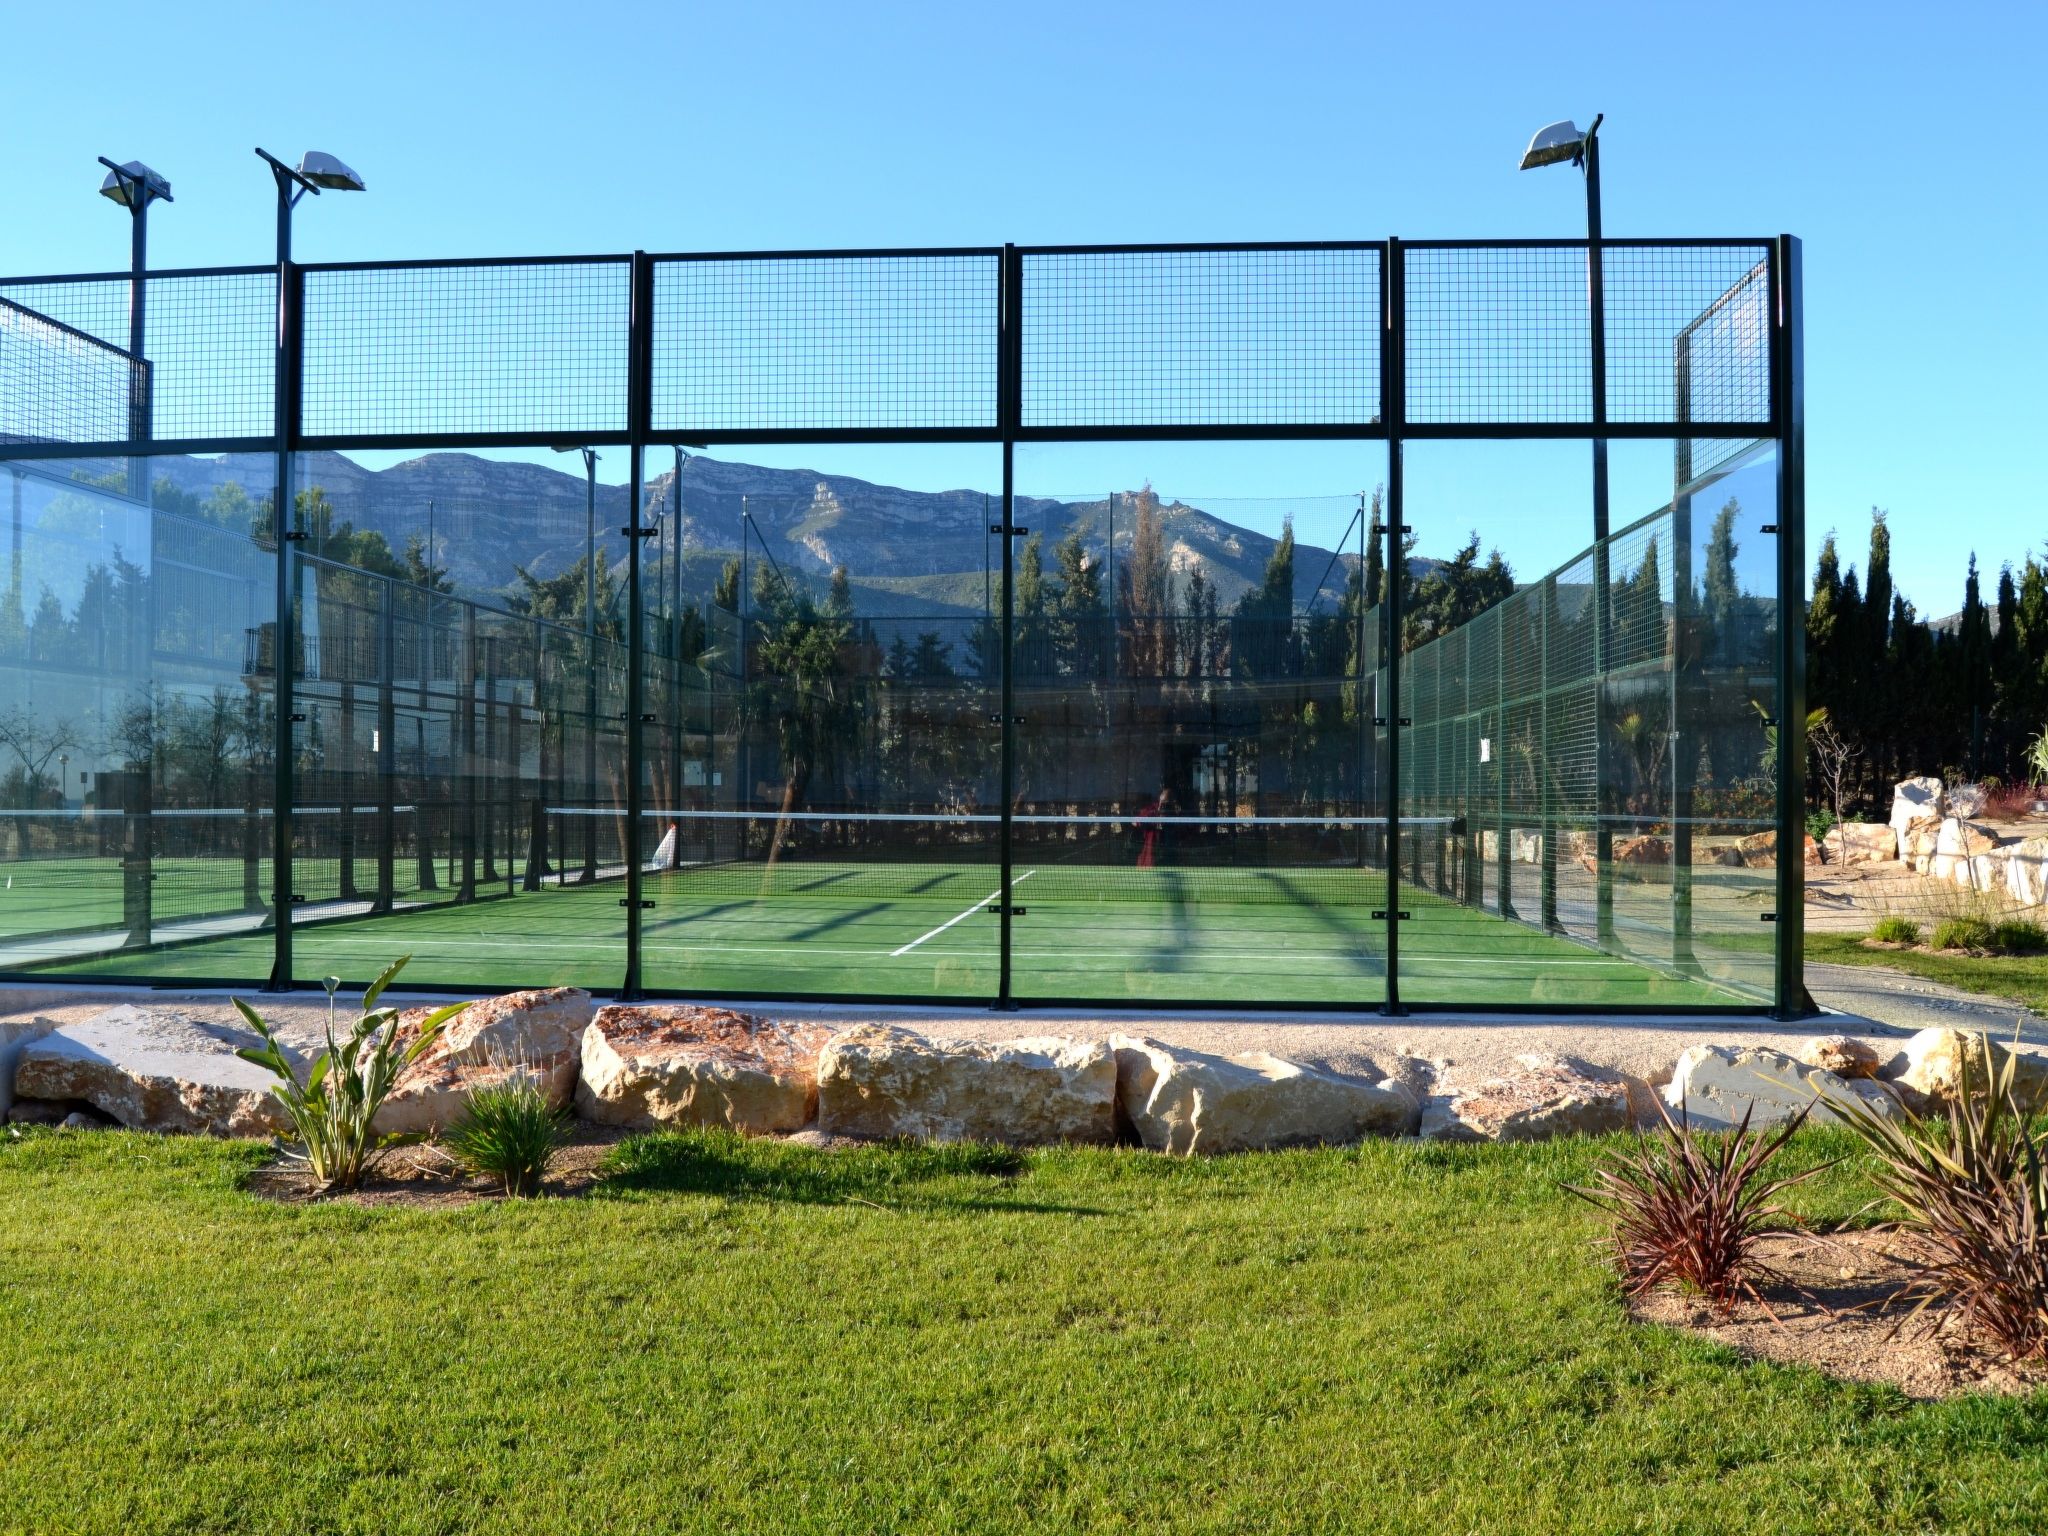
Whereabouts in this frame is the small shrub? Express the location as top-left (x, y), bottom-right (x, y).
top-left (1823, 1042), bottom-right (2048, 1362)
top-left (446, 1075), bottom-right (569, 1197)
top-left (1565, 1099), bottom-right (1827, 1315)
top-left (1871, 915), bottom-right (1922, 946)
top-left (1806, 809), bottom-right (1838, 846)
top-left (234, 956), bottom-right (467, 1192)
top-left (1932, 916), bottom-right (1998, 953)
top-left (1992, 919), bottom-right (2048, 955)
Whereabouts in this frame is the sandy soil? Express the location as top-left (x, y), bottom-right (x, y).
top-left (1631, 1229), bottom-right (2047, 1401)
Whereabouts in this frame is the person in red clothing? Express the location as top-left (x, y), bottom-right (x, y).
top-left (1135, 782), bottom-right (1170, 869)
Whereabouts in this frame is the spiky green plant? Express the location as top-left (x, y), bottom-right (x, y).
top-left (1871, 915), bottom-right (1922, 946)
top-left (1565, 1097), bottom-right (1828, 1316)
top-left (446, 1074), bottom-right (570, 1197)
top-left (1824, 1041), bottom-right (2048, 1361)
top-left (234, 956), bottom-right (467, 1192)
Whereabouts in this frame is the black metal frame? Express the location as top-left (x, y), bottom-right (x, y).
top-left (0, 233), bottom-right (1804, 1018)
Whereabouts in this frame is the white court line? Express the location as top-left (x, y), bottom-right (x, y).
top-left (889, 870), bottom-right (1034, 957)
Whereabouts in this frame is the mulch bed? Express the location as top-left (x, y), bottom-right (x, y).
top-left (244, 1123), bottom-right (635, 1209)
top-left (1632, 1229), bottom-right (2048, 1400)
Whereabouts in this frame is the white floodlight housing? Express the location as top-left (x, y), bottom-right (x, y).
top-left (297, 152), bottom-right (365, 192)
top-left (1519, 121), bottom-right (1586, 171)
top-left (98, 160), bottom-right (173, 207)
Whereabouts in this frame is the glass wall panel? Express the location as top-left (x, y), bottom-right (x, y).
top-left (637, 446), bottom-right (1002, 999)
top-left (0, 453), bottom-right (277, 981)
top-left (1010, 443), bottom-right (1388, 1005)
top-left (274, 448), bottom-right (629, 991)
top-left (1396, 440), bottom-right (1774, 1006)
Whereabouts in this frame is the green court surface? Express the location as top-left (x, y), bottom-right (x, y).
top-left (9, 856), bottom-right (1759, 1007)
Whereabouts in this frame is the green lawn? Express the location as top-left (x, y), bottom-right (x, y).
top-left (3, 1126), bottom-right (2044, 1534)
top-left (11, 857), bottom-right (1761, 1007)
top-left (1808, 932), bottom-right (2048, 1016)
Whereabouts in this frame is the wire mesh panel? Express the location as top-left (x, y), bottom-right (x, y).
top-left (1403, 245), bottom-right (1591, 425)
top-left (302, 261), bottom-right (630, 439)
top-left (1604, 243), bottom-right (1772, 429)
top-left (0, 296), bottom-right (144, 447)
top-left (0, 272), bottom-right (274, 444)
top-left (1021, 248), bottom-right (1381, 428)
top-left (139, 272), bottom-right (276, 439)
top-left (653, 254), bottom-right (998, 434)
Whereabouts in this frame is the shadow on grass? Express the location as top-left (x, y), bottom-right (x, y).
top-left (592, 1128), bottom-right (1107, 1215)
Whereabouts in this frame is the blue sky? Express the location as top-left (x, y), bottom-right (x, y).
top-left (6, 0), bottom-right (2042, 611)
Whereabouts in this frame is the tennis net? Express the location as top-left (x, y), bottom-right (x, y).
top-left (534, 806), bottom-right (1454, 908)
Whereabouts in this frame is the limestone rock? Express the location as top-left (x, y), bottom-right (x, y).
top-left (1661, 1043), bottom-right (1899, 1131)
top-left (1825, 822), bottom-right (1897, 865)
top-left (2004, 836), bottom-right (2048, 908)
top-left (1937, 817), bottom-right (1998, 859)
top-left (1418, 1053), bottom-right (1627, 1143)
top-left (818, 1026), bottom-right (1115, 1146)
top-left (578, 1004), bottom-right (832, 1134)
top-left (0, 1017), bottom-right (58, 1119)
top-left (1892, 1028), bottom-right (2048, 1112)
top-left (1890, 776), bottom-right (1944, 838)
top-left (12, 1006), bottom-right (295, 1137)
top-left (379, 987), bottom-right (593, 1136)
top-left (1797, 1034), bottom-right (1885, 1080)
top-left (1511, 828), bottom-right (1544, 864)
top-left (1737, 830), bottom-right (1777, 868)
top-left (1615, 835), bottom-right (1671, 867)
top-left (1110, 1034), bottom-right (1419, 1154)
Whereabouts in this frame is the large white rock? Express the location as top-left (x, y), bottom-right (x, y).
top-left (578, 1004), bottom-right (832, 1134)
top-left (0, 1017), bottom-right (58, 1120)
top-left (1890, 775), bottom-right (1945, 838)
top-left (1418, 1053), bottom-right (1628, 1143)
top-left (1660, 1043), bottom-right (1898, 1131)
top-left (1110, 1034), bottom-right (1419, 1154)
top-left (1891, 1028), bottom-right (2048, 1113)
top-left (1824, 821), bottom-right (1897, 865)
top-left (12, 1006), bottom-right (295, 1137)
top-left (2004, 836), bottom-right (2048, 908)
top-left (1929, 818), bottom-right (2002, 888)
top-left (378, 987), bottom-right (593, 1136)
top-left (817, 1025), bottom-right (1116, 1146)
top-left (1511, 828), bottom-right (1544, 865)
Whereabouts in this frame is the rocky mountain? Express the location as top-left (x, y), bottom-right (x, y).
top-left (152, 451), bottom-right (1429, 621)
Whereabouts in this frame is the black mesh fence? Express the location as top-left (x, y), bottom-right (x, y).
top-left (301, 260), bottom-right (630, 439)
top-left (0, 295), bottom-right (145, 448)
top-left (1403, 244), bottom-right (1592, 425)
top-left (652, 254), bottom-right (999, 434)
top-left (1019, 247), bottom-right (1382, 428)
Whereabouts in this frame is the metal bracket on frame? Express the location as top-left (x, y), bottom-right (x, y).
top-left (620, 899), bottom-right (655, 909)
top-left (1372, 910), bottom-right (1412, 921)
top-left (990, 523), bottom-right (1028, 536)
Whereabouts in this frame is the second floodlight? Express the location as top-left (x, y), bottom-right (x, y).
top-left (297, 152), bottom-right (366, 192)
top-left (1518, 121), bottom-right (1587, 171)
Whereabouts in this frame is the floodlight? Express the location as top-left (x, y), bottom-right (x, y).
top-left (297, 152), bottom-right (365, 192)
top-left (97, 160), bottom-right (172, 207)
top-left (1519, 121), bottom-right (1587, 171)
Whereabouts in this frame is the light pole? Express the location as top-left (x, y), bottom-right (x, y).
top-left (552, 445), bottom-right (601, 881)
top-left (256, 148), bottom-right (365, 990)
top-left (96, 159), bottom-right (170, 473)
top-left (1520, 115), bottom-right (1611, 943)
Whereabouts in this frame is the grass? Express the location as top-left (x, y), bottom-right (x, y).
top-left (1809, 931), bottom-right (2048, 1016)
top-left (11, 856), bottom-right (1766, 1008)
top-left (4, 1125), bottom-right (2047, 1534)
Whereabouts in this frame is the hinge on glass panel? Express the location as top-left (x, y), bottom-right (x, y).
top-left (289, 713), bottom-right (306, 722)
top-left (990, 524), bottom-right (1028, 536)
top-left (638, 713), bottom-right (658, 723)
top-left (985, 903), bottom-right (1027, 916)
top-left (1372, 910), bottom-right (1412, 921)
top-left (619, 899), bottom-right (655, 909)
top-left (1761, 524), bottom-right (1779, 533)
top-left (1760, 912), bottom-right (1778, 923)
top-left (289, 893), bottom-right (307, 904)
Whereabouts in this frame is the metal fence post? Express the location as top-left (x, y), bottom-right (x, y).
top-left (1382, 237), bottom-right (1405, 1016)
top-left (996, 243), bottom-right (1021, 1011)
top-left (266, 257), bottom-right (301, 990)
top-left (622, 250), bottom-right (655, 999)
top-left (1773, 235), bottom-right (1808, 1019)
